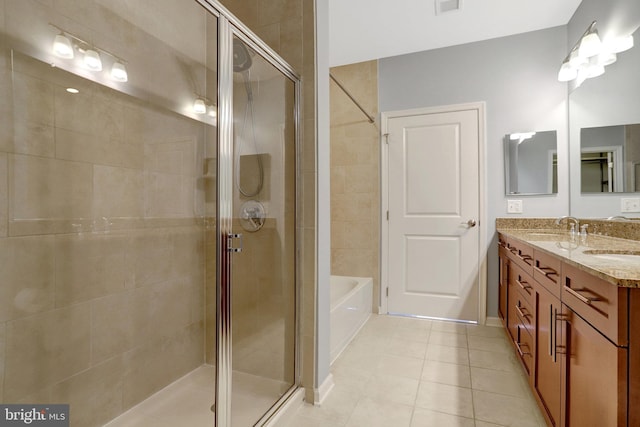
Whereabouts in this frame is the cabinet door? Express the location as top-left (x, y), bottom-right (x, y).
top-left (498, 245), bottom-right (509, 323)
top-left (561, 305), bottom-right (627, 427)
top-left (534, 284), bottom-right (561, 426)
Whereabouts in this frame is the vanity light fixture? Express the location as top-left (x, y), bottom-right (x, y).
top-left (52, 33), bottom-right (74, 59)
top-left (110, 61), bottom-right (128, 82)
top-left (193, 95), bottom-right (216, 117)
top-left (557, 20), bottom-right (635, 85)
top-left (83, 48), bottom-right (102, 71)
top-left (49, 24), bottom-right (129, 83)
top-left (193, 98), bottom-right (207, 114)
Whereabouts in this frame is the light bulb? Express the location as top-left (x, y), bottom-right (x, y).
top-left (595, 51), bottom-right (617, 66)
top-left (53, 34), bottom-right (74, 59)
top-left (193, 98), bottom-right (206, 114)
top-left (558, 61), bottom-right (577, 82)
top-left (578, 31), bottom-right (602, 58)
top-left (84, 49), bottom-right (102, 71)
top-left (585, 56), bottom-right (605, 78)
top-left (605, 34), bottom-right (634, 53)
top-left (111, 61), bottom-right (128, 82)
top-left (208, 106), bottom-right (217, 118)
top-left (569, 49), bottom-right (587, 68)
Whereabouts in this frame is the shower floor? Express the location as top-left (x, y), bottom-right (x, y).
top-left (105, 365), bottom-right (287, 426)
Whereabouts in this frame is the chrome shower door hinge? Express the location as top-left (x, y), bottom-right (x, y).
top-left (227, 233), bottom-right (243, 253)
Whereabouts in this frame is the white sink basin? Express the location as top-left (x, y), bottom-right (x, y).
top-left (583, 250), bottom-right (640, 262)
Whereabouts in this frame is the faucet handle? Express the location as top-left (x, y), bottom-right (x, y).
top-left (580, 224), bottom-right (589, 236)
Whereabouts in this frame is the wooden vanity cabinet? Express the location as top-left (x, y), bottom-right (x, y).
top-left (534, 282), bottom-right (562, 427)
top-left (498, 238), bottom-right (509, 325)
top-left (497, 232), bottom-right (636, 426)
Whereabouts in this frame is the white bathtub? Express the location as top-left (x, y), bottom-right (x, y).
top-left (330, 275), bottom-right (373, 364)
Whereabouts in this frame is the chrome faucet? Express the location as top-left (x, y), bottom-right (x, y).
top-left (555, 216), bottom-right (579, 233)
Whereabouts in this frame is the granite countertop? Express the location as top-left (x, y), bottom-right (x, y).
top-left (497, 228), bottom-right (640, 288)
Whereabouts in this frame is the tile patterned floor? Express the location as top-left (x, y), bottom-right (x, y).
top-left (286, 314), bottom-right (546, 427)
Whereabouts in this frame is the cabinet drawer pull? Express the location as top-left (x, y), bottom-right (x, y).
top-left (517, 279), bottom-right (532, 291)
top-left (516, 341), bottom-right (531, 357)
top-left (516, 305), bottom-right (531, 319)
top-left (535, 266), bottom-right (558, 277)
top-left (563, 286), bottom-right (601, 305)
top-left (519, 254), bottom-right (533, 265)
top-left (510, 247), bottom-right (518, 254)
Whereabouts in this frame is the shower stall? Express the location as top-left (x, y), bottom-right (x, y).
top-left (0, 1), bottom-right (300, 426)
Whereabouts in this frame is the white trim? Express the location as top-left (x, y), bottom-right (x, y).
top-left (380, 102), bottom-right (487, 324)
top-left (313, 373), bottom-right (335, 405)
top-left (263, 388), bottom-right (305, 427)
top-left (485, 316), bottom-right (502, 327)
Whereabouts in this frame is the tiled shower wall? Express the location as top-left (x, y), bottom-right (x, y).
top-left (0, 1), bottom-right (215, 425)
top-left (330, 61), bottom-right (380, 309)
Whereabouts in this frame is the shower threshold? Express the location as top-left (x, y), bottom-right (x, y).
top-left (104, 365), bottom-right (287, 426)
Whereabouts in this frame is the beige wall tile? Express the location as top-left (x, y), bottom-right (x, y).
top-left (0, 153), bottom-right (6, 237)
top-left (125, 233), bottom-right (173, 287)
top-left (51, 356), bottom-right (125, 427)
top-left (4, 303), bottom-right (91, 401)
top-left (12, 72), bottom-right (54, 127)
top-left (10, 154), bottom-right (93, 220)
top-left (91, 291), bottom-right (134, 364)
top-left (55, 234), bottom-right (127, 306)
top-left (258, 0), bottom-right (301, 26)
top-left (56, 127), bottom-right (143, 170)
top-left (0, 236), bottom-right (55, 322)
top-left (131, 280), bottom-right (192, 345)
top-left (123, 323), bottom-right (203, 410)
top-left (11, 121), bottom-right (55, 157)
top-left (93, 165), bottom-right (144, 219)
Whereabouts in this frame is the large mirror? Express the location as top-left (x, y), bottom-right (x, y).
top-left (504, 130), bottom-right (558, 195)
top-left (581, 124), bottom-right (640, 193)
top-left (569, 23), bottom-right (640, 217)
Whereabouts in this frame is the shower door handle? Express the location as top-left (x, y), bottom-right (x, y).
top-left (227, 233), bottom-right (243, 253)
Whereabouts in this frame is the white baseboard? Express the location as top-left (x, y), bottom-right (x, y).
top-left (485, 316), bottom-right (502, 327)
top-left (313, 373), bottom-right (335, 405)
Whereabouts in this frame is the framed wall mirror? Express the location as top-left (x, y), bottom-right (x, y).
top-left (504, 130), bottom-right (558, 195)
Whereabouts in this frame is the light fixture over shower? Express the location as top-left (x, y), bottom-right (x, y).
top-left (558, 20), bottom-right (634, 87)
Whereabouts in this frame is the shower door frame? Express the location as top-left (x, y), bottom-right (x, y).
top-left (195, 1), bottom-right (302, 426)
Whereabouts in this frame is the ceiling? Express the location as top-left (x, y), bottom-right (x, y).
top-left (328, 0), bottom-right (583, 67)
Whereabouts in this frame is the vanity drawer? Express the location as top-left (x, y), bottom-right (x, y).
top-left (516, 323), bottom-right (533, 377)
top-left (509, 262), bottom-right (534, 304)
top-left (505, 237), bottom-right (534, 275)
top-left (514, 288), bottom-right (535, 334)
top-left (534, 250), bottom-right (561, 298)
top-left (562, 263), bottom-right (628, 346)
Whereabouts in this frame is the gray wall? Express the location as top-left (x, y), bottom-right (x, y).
top-left (379, 27), bottom-right (569, 318)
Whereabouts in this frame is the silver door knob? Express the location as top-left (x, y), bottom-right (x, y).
top-left (462, 219), bottom-right (477, 228)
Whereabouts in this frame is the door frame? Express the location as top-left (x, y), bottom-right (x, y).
top-left (380, 102), bottom-right (487, 324)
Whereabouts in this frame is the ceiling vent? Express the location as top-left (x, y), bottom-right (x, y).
top-left (435, 0), bottom-right (462, 15)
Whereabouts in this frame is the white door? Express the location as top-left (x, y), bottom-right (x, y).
top-left (385, 106), bottom-right (480, 322)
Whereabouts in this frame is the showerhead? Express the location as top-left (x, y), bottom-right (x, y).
top-left (233, 39), bottom-right (253, 73)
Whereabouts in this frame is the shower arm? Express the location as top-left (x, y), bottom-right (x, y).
top-left (329, 73), bottom-right (375, 124)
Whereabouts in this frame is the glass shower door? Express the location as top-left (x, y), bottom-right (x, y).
top-left (218, 32), bottom-right (298, 426)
